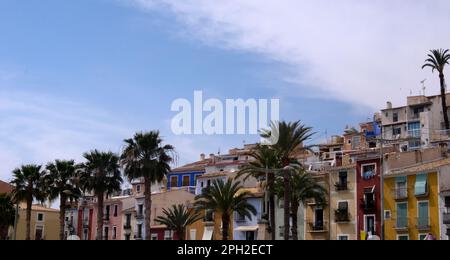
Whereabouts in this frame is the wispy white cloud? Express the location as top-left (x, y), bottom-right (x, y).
top-left (129, 0), bottom-right (450, 109)
top-left (0, 90), bottom-right (133, 181)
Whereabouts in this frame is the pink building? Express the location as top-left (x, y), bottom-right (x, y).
top-left (88, 196), bottom-right (130, 240)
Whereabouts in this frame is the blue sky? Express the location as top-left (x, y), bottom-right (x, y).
top-left (1, 0), bottom-right (449, 181)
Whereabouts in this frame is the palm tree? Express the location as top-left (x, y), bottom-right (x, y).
top-left (10, 165), bottom-right (46, 240)
top-left (79, 150), bottom-right (123, 240)
top-left (275, 169), bottom-right (327, 240)
top-left (195, 179), bottom-right (257, 241)
top-left (120, 131), bottom-right (175, 240)
top-left (261, 121), bottom-right (314, 240)
top-left (422, 49), bottom-right (450, 130)
top-left (0, 193), bottom-right (16, 240)
top-left (155, 204), bottom-right (202, 240)
top-left (238, 145), bottom-right (282, 240)
top-left (44, 160), bottom-right (81, 240)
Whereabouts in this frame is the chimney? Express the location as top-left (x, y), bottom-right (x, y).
top-left (200, 153), bottom-right (206, 161)
top-left (386, 101), bottom-right (392, 109)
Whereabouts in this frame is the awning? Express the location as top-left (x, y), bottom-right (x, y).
top-left (234, 226), bottom-right (259, 232)
top-left (202, 227), bottom-right (214, 240)
top-left (415, 174), bottom-right (428, 196)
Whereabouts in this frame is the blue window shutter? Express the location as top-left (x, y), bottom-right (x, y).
top-left (415, 174), bottom-right (427, 196)
top-left (396, 176), bottom-right (407, 183)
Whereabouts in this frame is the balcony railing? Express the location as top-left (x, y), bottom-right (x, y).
top-left (335, 182), bottom-right (348, 191)
top-left (393, 188), bottom-right (408, 200)
top-left (416, 217), bottom-right (430, 230)
top-left (307, 221), bottom-right (328, 232)
top-left (123, 224), bottom-right (132, 230)
top-left (360, 199), bottom-right (376, 211)
top-left (444, 212), bottom-right (450, 225)
top-left (394, 217), bottom-right (409, 231)
top-left (135, 212), bottom-right (144, 220)
top-left (334, 210), bottom-right (350, 222)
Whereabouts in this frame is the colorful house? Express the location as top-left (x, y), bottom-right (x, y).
top-left (304, 171), bottom-right (330, 240)
top-left (384, 157), bottom-right (450, 240)
top-left (15, 204), bottom-right (60, 240)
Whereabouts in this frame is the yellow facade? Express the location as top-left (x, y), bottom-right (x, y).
top-left (304, 172), bottom-right (330, 240)
top-left (384, 172), bottom-right (440, 240)
top-left (187, 209), bottom-right (233, 240)
top-left (15, 205), bottom-right (60, 240)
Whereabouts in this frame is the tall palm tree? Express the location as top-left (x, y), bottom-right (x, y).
top-left (79, 150), bottom-right (123, 240)
top-left (422, 49), bottom-right (450, 130)
top-left (155, 204), bottom-right (202, 240)
top-left (261, 121), bottom-right (314, 240)
top-left (238, 145), bottom-right (282, 240)
top-left (195, 179), bottom-right (257, 241)
top-left (44, 160), bottom-right (81, 240)
top-left (275, 169), bottom-right (327, 240)
top-left (120, 131), bottom-right (175, 240)
top-left (0, 193), bottom-right (16, 240)
top-left (10, 165), bottom-right (46, 240)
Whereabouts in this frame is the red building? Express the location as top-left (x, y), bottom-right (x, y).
top-left (353, 151), bottom-right (382, 240)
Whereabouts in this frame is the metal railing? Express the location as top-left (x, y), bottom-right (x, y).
top-left (335, 182), bottom-right (348, 191)
top-left (395, 217), bottom-right (409, 230)
top-left (334, 210), bottom-right (350, 222)
top-left (393, 188), bottom-right (408, 200)
top-left (135, 212), bottom-right (144, 219)
top-left (307, 221), bottom-right (328, 232)
top-left (360, 199), bottom-right (376, 211)
top-left (416, 217), bottom-right (430, 230)
top-left (123, 224), bottom-right (132, 230)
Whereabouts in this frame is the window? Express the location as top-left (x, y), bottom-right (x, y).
top-left (151, 233), bottom-right (158, 240)
top-left (204, 210), bottom-right (214, 222)
top-left (104, 227), bottom-right (109, 240)
top-left (136, 184), bottom-right (141, 193)
top-left (35, 225), bottom-right (44, 240)
top-left (314, 207), bottom-right (324, 230)
top-left (37, 213), bottom-right (44, 222)
top-left (338, 235), bottom-right (349, 240)
top-left (363, 186), bottom-right (376, 209)
top-left (164, 230), bottom-right (173, 240)
top-left (445, 196), bottom-right (450, 209)
top-left (408, 140), bottom-right (421, 150)
top-left (393, 127), bottom-right (402, 136)
top-left (364, 215), bottom-right (375, 236)
top-left (112, 226), bottom-right (117, 240)
top-left (200, 181), bottom-right (204, 188)
top-left (368, 141), bottom-right (377, 148)
top-left (337, 171), bottom-right (348, 190)
top-left (125, 214), bottom-right (131, 227)
top-left (137, 224), bottom-right (143, 239)
top-left (190, 229), bottom-right (197, 240)
top-left (395, 176), bottom-right (407, 199)
top-left (170, 176), bottom-right (178, 188)
top-left (384, 210), bottom-right (391, 219)
top-left (245, 231), bottom-right (256, 241)
top-left (414, 174), bottom-right (428, 196)
top-left (417, 201), bottom-right (429, 228)
top-left (408, 122), bottom-right (421, 138)
top-left (114, 205), bottom-right (118, 217)
top-left (207, 180), bottom-right (211, 187)
top-left (278, 199), bottom-right (284, 209)
top-left (419, 234), bottom-right (427, 240)
top-left (352, 136), bottom-right (361, 150)
top-left (138, 204), bottom-right (144, 215)
top-left (105, 205), bottom-right (110, 219)
top-left (396, 203), bottom-right (408, 228)
top-left (182, 175), bottom-right (190, 187)
top-left (397, 235), bottom-right (409, 240)
top-left (393, 112), bottom-right (399, 122)
top-left (362, 164), bottom-right (376, 179)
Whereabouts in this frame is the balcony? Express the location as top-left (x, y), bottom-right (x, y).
top-left (416, 217), bottom-right (431, 231)
top-left (360, 199), bottom-right (376, 211)
top-left (334, 210), bottom-right (350, 223)
top-left (135, 212), bottom-right (144, 220)
top-left (394, 217), bottom-right (409, 231)
top-left (103, 215), bottom-right (110, 224)
top-left (393, 188), bottom-right (408, 200)
top-left (444, 212), bottom-right (450, 225)
top-left (123, 224), bottom-right (132, 230)
top-left (307, 221), bottom-right (328, 233)
top-left (335, 182), bottom-right (348, 191)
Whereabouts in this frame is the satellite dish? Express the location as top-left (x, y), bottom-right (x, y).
top-left (67, 235), bottom-right (80, 241)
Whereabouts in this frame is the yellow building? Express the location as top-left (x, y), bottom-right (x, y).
top-left (16, 204), bottom-right (60, 240)
top-left (384, 159), bottom-right (450, 240)
top-left (187, 209), bottom-right (231, 240)
top-left (304, 171), bottom-right (330, 240)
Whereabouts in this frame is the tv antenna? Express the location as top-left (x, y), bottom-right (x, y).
top-left (421, 79), bottom-right (427, 96)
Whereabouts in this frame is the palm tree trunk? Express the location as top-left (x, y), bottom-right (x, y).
top-left (268, 173), bottom-right (276, 240)
top-left (59, 194), bottom-right (66, 240)
top-left (440, 73), bottom-right (450, 130)
top-left (26, 195), bottom-right (32, 240)
top-left (291, 199), bottom-right (299, 240)
top-left (283, 170), bottom-right (291, 240)
top-left (178, 229), bottom-right (185, 241)
top-left (96, 193), bottom-right (104, 240)
top-left (222, 214), bottom-right (230, 241)
top-left (144, 176), bottom-right (152, 240)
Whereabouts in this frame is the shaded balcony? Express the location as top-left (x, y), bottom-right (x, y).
top-left (334, 209), bottom-right (350, 223)
top-left (307, 220), bottom-right (328, 233)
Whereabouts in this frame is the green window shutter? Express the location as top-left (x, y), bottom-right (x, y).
top-left (418, 201), bottom-right (429, 227)
top-left (415, 174), bottom-right (428, 196)
top-left (396, 203), bottom-right (407, 228)
top-left (396, 176), bottom-right (407, 183)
